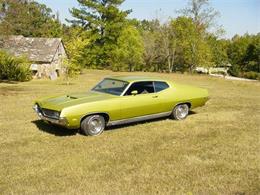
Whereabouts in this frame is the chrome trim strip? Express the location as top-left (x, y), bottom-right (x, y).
top-left (35, 110), bottom-right (60, 124)
top-left (120, 82), bottom-right (131, 96)
top-left (40, 114), bottom-right (60, 124)
top-left (107, 111), bottom-right (172, 126)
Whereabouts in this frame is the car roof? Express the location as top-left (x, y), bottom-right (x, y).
top-left (106, 76), bottom-right (169, 83)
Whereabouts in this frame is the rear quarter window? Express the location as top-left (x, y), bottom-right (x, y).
top-left (154, 81), bottom-right (169, 92)
top-left (125, 81), bottom-right (154, 95)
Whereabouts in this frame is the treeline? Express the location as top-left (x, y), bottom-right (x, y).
top-left (0, 0), bottom-right (62, 37)
top-left (0, 0), bottom-right (259, 81)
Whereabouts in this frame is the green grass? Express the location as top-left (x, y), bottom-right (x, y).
top-left (0, 70), bottom-right (259, 194)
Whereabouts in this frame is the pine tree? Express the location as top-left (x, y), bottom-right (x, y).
top-left (69, 0), bottom-right (131, 68)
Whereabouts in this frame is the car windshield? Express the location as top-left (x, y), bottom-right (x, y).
top-left (92, 79), bottom-right (129, 96)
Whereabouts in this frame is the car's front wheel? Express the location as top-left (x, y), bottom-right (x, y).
top-left (81, 115), bottom-right (105, 136)
top-left (171, 104), bottom-right (189, 120)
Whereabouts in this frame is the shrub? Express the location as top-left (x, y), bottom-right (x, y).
top-left (0, 51), bottom-right (32, 82)
top-left (62, 58), bottom-right (81, 85)
top-left (228, 64), bottom-right (241, 77)
top-left (242, 71), bottom-right (260, 80)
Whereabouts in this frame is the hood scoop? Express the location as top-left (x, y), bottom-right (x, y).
top-left (66, 95), bottom-right (78, 99)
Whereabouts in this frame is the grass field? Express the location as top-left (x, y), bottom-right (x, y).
top-left (0, 70), bottom-right (259, 194)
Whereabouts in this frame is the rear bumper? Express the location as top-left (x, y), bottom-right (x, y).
top-left (33, 105), bottom-right (68, 127)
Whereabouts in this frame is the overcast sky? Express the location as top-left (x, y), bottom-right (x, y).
top-left (36, 0), bottom-right (260, 38)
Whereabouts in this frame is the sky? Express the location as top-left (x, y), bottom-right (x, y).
top-left (36, 0), bottom-right (260, 38)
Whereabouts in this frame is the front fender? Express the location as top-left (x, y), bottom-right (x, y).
top-left (60, 99), bottom-right (121, 128)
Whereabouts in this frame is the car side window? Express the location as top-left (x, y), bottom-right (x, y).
top-left (125, 81), bottom-right (155, 95)
top-left (154, 81), bottom-right (169, 92)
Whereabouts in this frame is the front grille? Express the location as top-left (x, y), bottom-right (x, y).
top-left (41, 108), bottom-right (59, 119)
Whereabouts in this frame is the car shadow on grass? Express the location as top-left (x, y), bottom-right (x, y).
top-left (32, 120), bottom-right (78, 136)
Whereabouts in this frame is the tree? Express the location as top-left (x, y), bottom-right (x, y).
top-left (137, 19), bottom-right (179, 73)
top-left (176, 1), bottom-right (219, 72)
top-left (137, 19), bottom-right (162, 72)
top-left (178, 0), bottom-right (219, 32)
top-left (142, 30), bottom-right (158, 71)
top-left (69, 0), bottom-right (131, 68)
top-left (112, 25), bottom-right (144, 72)
top-left (0, 0), bottom-right (62, 37)
top-left (172, 17), bottom-right (213, 72)
top-left (176, 0), bottom-right (220, 72)
top-left (62, 26), bottom-right (90, 68)
top-left (157, 23), bottom-right (177, 73)
top-left (243, 34), bottom-right (260, 72)
top-left (227, 34), bottom-right (251, 70)
top-left (207, 35), bottom-right (229, 67)
top-left (228, 34), bottom-right (260, 75)
top-left (62, 26), bottom-right (90, 84)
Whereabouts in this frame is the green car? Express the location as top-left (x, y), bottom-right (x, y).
top-left (33, 76), bottom-right (209, 136)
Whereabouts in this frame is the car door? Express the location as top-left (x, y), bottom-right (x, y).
top-left (153, 81), bottom-right (172, 112)
top-left (120, 81), bottom-right (161, 119)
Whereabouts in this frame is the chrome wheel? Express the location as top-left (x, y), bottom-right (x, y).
top-left (172, 104), bottom-right (189, 120)
top-left (81, 115), bottom-right (105, 136)
top-left (89, 117), bottom-right (103, 134)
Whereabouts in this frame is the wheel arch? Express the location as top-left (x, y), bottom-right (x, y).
top-left (175, 102), bottom-right (192, 109)
top-left (80, 112), bottom-right (110, 125)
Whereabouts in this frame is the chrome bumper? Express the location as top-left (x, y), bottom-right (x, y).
top-left (33, 105), bottom-right (67, 126)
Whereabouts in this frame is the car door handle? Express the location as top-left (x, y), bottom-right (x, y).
top-left (152, 95), bottom-right (158, 98)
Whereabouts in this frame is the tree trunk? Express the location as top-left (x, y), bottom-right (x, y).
top-left (168, 57), bottom-right (172, 73)
top-left (189, 65), bottom-right (193, 73)
top-left (129, 64), bottom-right (132, 72)
top-left (65, 69), bottom-right (70, 85)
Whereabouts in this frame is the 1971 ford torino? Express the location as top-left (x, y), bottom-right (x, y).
top-left (33, 76), bottom-right (209, 136)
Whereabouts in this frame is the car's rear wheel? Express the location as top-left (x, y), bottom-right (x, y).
top-left (171, 104), bottom-right (189, 120)
top-left (81, 115), bottom-right (105, 136)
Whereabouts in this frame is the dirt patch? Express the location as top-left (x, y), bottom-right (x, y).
top-left (0, 86), bottom-right (27, 96)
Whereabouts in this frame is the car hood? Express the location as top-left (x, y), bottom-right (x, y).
top-left (36, 91), bottom-right (116, 111)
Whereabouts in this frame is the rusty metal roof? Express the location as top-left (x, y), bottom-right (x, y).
top-left (0, 35), bottom-right (63, 63)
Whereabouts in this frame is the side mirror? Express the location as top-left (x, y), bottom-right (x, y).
top-left (131, 90), bottom-right (138, 96)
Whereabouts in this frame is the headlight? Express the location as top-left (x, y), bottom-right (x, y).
top-left (52, 111), bottom-right (60, 119)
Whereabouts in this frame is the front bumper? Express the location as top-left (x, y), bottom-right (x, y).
top-left (33, 105), bottom-right (68, 127)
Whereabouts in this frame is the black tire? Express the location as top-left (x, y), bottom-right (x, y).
top-left (81, 115), bottom-right (105, 136)
top-left (171, 104), bottom-right (189, 120)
